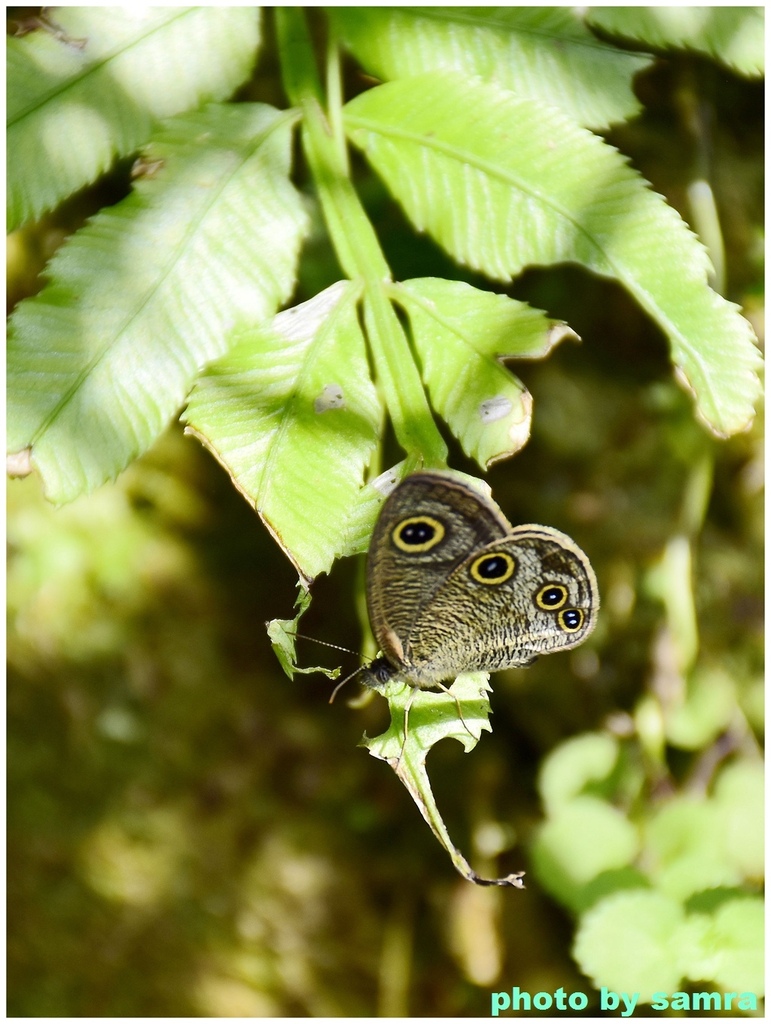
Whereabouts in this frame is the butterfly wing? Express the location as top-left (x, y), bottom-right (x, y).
top-left (389, 526), bottom-right (599, 687)
top-left (366, 472), bottom-right (511, 670)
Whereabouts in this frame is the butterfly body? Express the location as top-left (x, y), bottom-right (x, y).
top-left (365, 471), bottom-right (598, 690)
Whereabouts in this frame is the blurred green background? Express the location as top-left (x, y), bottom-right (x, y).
top-left (7, 24), bottom-right (763, 1019)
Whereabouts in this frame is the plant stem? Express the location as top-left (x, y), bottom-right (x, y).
top-left (325, 28), bottom-right (348, 174)
top-left (275, 8), bottom-right (447, 466)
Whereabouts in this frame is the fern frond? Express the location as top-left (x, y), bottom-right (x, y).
top-left (184, 282), bottom-right (382, 582)
top-left (344, 74), bottom-right (763, 438)
top-left (330, 7), bottom-right (651, 129)
top-left (7, 7), bottom-right (261, 229)
top-left (392, 279), bottom-right (577, 467)
top-left (587, 7), bottom-right (764, 78)
top-left (8, 104), bottom-right (308, 503)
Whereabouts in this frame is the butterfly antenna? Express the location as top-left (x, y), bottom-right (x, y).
top-left (283, 630), bottom-right (370, 703)
top-left (289, 632), bottom-right (357, 657)
top-left (328, 664), bottom-right (368, 704)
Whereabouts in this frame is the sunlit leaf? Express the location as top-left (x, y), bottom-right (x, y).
top-left (344, 73), bottom-right (763, 438)
top-left (531, 796), bottom-right (640, 910)
top-left (587, 6), bottom-right (764, 78)
top-left (643, 797), bottom-right (742, 899)
top-left (574, 890), bottom-right (687, 1001)
top-left (8, 103), bottom-right (307, 503)
top-left (392, 278), bottom-right (578, 467)
top-left (680, 898), bottom-right (765, 994)
top-left (184, 282), bottom-right (381, 583)
top-left (7, 7), bottom-right (261, 228)
top-left (363, 672), bottom-right (525, 888)
top-left (664, 666), bottom-right (736, 750)
top-left (330, 7), bottom-right (651, 128)
top-left (713, 761), bottom-right (764, 880)
top-left (537, 732), bottom-right (621, 814)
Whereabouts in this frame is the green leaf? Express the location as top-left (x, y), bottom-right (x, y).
top-left (576, 891), bottom-right (765, 1003)
top-left (644, 796), bottom-right (742, 900)
top-left (184, 282), bottom-right (382, 583)
top-left (7, 7), bottom-right (261, 229)
top-left (664, 666), bottom-right (737, 750)
top-left (573, 890), bottom-right (688, 1001)
top-left (530, 796), bottom-right (640, 910)
top-left (8, 103), bottom-right (308, 504)
top-left (363, 673), bottom-right (524, 888)
top-left (391, 278), bottom-right (578, 468)
top-left (587, 7), bottom-right (764, 78)
top-left (680, 897), bottom-right (765, 994)
top-left (298, 96), bottom-right (449, 468)
top-left (341, 462), bottom-right (407, 559)
top-left (537, 732), bottom-right (621, 815)
top-left (344, 73), bottom-right (763, 439)
top-left (713, 761), bottom-right (764, 881)
top-left (330, 7), bottom-right (651, 129)
top-left (266, 586), bottom-right (339, 681)
top-left (645, 535), bottom-right (698, 674)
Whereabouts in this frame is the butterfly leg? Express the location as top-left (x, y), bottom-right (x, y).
top-left (435, 681), bottom-right (476, 741)
top-left (394, 686), bottom-right (419, 768)
top-left (395, 681), bottom-right (476, 767)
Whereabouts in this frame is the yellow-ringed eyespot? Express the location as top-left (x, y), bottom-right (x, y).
top-left (558, 608), bottom-right (584, 633)
top-left (392, 515), bottom-right (445, 552)
top-left (470, 551), bottom-right (516, 584)
top-left (536, 583), bottom-right (568, 610)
